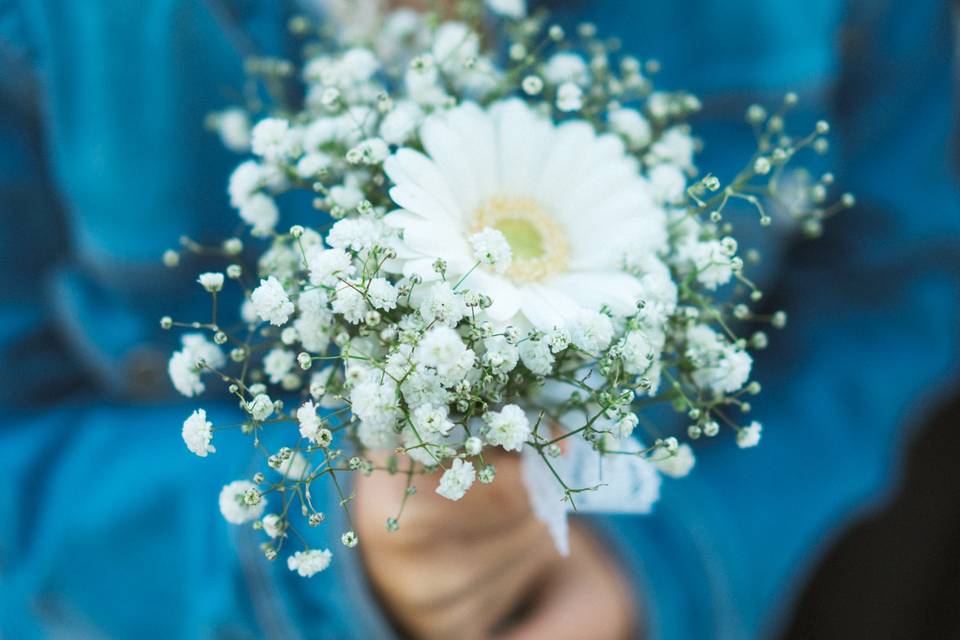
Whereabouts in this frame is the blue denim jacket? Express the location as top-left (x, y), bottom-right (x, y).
top-left (1, 1), bottom-right (958, 638)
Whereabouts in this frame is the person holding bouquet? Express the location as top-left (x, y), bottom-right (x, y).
top-left (1, 1), bottom-right (957, 638)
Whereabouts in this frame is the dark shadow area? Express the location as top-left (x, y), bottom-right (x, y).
top-left (782, 390), bottom-right (960, 639)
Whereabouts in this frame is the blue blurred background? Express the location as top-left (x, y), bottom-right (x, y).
top-left (1, 0), bottom-right (958, 638)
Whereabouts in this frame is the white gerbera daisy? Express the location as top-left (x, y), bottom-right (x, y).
top-left (384, 99), bottom-right (668, 330)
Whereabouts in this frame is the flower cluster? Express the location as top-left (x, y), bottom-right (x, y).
top-left (169, 0), bottom-right (851, 573)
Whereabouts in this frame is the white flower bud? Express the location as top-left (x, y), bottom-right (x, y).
top-left (702, 420), bottom-right (720, 437)
top-left (522, 75), bottom-right (543, 95)
top-left (464, 436), bottom-right (483, 456)
top-left (746, 103), bottom-right (767, 124)
top-left (223, 238), bottom-right (243, 255)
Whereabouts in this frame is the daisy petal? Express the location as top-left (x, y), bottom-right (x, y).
top-left (462, 270), bottom-right (522, 322)
top-left (549, 271), bottom-right (645, 316)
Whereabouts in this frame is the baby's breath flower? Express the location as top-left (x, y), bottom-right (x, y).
top-left (380, 101), bottom-right (422, 145)
top-left (287, 549), bottom-right (332, 577)
top-left (737, 422), bottom-right (763, 448)
top-left (746, 103), bottom-right (767, 124)
top-left (416, 326), bottom-right (476, 383)
top-left (483, 405), bottom-right (530, 452)
top-left (248, 393), bottom-right (275, 422)
top-left (327, 217), bottom-right (382, 252)
top-left (686, 324), bottom-right (752, 394)
top-left (251, 277), bottom-right (294, 326)
top-left (620, 331), bottom-right (655, 375)
top-left (332, 282), bottom-right (368, 324)
top-left (263, 348), bottom-right (296, 384)
top-left (307, 247), bottom-right (355, 287)
top-left (436, 459), bottom-right (476, 501)
top-left (262, 514), bottom-right (285, 539)
top-left (182, 409), bottom-right (215, 457)
top-left (486, 0), bottom-right (526, 19)
top-left (464, 436), bottom-right (483, 456)
top-left (329, 185), bottom-right (364, 212)
top-left (544, 53), bottom-right (588, 85)
top-left (168, 334), bottom-right (225, 397)
top-left (348, 137), bottom-right (389, 165)
top-left (297, 400), bottom-right (322, 441)
top-left (219, 480), bottom-right (266, 524)
top-left (366, 278), bottom-right (399, 311)
top-left (478, 464), bottom-right (496, 484)
top-left (239, 193), bottom-right (279, 237)
top-left (679, 240), bottom-right (733, 290)
top-left (609, 108), bottom-right (651, 149)
top-left (615, 414), bottom-right (638, 439)
top-left (419, 282), bottom-right (466, 326)
top-left (223, 237), bottom-right (243, 255)
top-left (483, 336), bottom-right (519, 374)
top-left (341, 531), bottom-right (359, 548)
top-left (556, 82), bottom-right (584, 112)
top-left (519, 338), bottom-right (554, 375)
top-left (215, 108), bottom-right (251, 152)
top-left (251, 117), bottom-right (295, 162)
top-left (521, 75), bottom-right (543, 95)
top-left (280, 327), bottom-right (298, 346)
top-left (570, 310), bottom-right (614, 353)
top-left (352, 380), bottom-right (402, 449)
top-left (655, 443), bottom-right (696, 478)
top-left (547, 327), bottom-right (571, 353)
top-left (469, 228), bottom-right (513, 274)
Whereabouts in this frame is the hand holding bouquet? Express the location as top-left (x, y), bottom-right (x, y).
top-left (167, 0), bottom-right (852, 576)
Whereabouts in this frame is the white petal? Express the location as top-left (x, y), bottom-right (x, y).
top-left (385, 149), bottom-right (464, 222)
top-left (547, 271), bottom-right (645, 316)
top-left (385, 212), bottom-right (472, 271)
top-left (552, 160), bottom-right (642, 228)
top-left (565, 217), bottom-right (661, 272)
top-left (388, 184), bottom-right (461, 225)
top-left (534, 121), bottom-right (595, 205)
top-left (491, 99), bottom-right (554, 193)
top-left (402, 258), bottom-right (441, 280)
top-left (445, 102), bottom-right (499, 201)
top-left (461, 270), bottom-right (522, 321)
top-left (519, 284), bottom-right (581, 330)
top-left (420, 102), bottom-right (500, 212)
top-left (420, 115), bottom-right (481, 213)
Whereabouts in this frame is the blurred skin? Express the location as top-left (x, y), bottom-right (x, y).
top-left (355, 450), bottom-right (638, 639)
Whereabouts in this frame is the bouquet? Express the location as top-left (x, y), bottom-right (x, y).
top-left (165, 0), bottom-right (852, 575)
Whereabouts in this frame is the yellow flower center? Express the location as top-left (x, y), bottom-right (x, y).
top-left (471, 196), bottom-right (569, 283)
